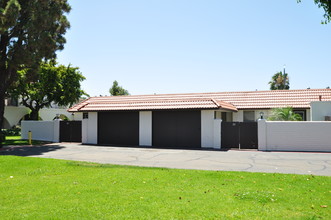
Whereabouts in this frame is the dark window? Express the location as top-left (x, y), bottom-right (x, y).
top-left (214, 111), bottom-right (232, 122)
top-left (243, 111), bottom-right (255, 122)
top-left (214, 111), bottom-right (221, 119)
top-left (222, 112), bottom-right (227, 122)
top-left (83, 112), bottom-right (88, 119)
top-left (293, 110), bottom-right (306, 121)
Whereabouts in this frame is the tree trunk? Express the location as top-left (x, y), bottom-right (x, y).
top-left (29, 109), bottom-right (40, 120)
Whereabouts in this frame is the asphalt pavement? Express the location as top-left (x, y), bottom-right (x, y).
top-left (1, 143), bottom-right (330, 176)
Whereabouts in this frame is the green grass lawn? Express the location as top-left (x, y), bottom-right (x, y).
top-left (0, 156), bottom-right (330, 219)
top-left (2, 136), bottom-right (48, 146)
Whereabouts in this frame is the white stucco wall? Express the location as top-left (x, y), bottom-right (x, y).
top-left (39, 108), bottom-right (83, 121)
top-left (139, 111), bottom-right (152, 146)
top-left (3, 106), bottom-right (82, 129)
top-left (4, 106), bottom-right (29, 128)
top-left (310, 101), bottom-right (331, 121)
top-left (21, 120), bottom-right (60, 142)
top-left (82, 112), bottom-right (98, 144)
top-left (258, 119), bottom-right (331, 152)
top-left (201, 110), bottom-right (221, 149)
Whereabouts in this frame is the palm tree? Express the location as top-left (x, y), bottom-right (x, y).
top-left (267, 107), bottom-right (302, 121)
top-left (269, 71), bottom-right (290, 90)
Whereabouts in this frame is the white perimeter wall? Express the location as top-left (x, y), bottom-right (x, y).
top-left (82, 112), bottom-right (98, 144)
top-left (258, 119), bottom-right (331, 152)
top-left (4, 106), bottom-right (82, 129)
top-left (139, 111), bottom-right (152, 146)
top-left (21, 120), bottom-right (60, 142)
top-left (201, 110), bottom-right (221, 149)
top-left (39, 108), bottom-right (81, 121)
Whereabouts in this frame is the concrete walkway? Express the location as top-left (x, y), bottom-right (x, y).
top-left (1, 143), bottom-right (331, 176)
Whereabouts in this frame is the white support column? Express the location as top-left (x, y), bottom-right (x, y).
top-left (53, 119), bottom-right (61, 142)
top-left (84, 112), bottom-right (98, 144)
top-left (201, 110), bottom-right (214, 148)
top-left (213, 119), bottom-right (222, 149)
top-left (82, 118), bottom-right (88, 144)
top-left (258, 119), bottom-right (267, 151)
top-left (139, 111), bottom-right (152, 146)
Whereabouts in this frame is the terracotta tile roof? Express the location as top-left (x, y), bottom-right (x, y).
top-left (69, 97), bottom-right (238, 112)
top-left (68, 89), bottom-right (331, 112)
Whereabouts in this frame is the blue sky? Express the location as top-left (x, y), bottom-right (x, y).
top-left (57, 0), bottom-right (331, 96)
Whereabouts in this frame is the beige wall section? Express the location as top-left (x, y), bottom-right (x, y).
top-left (201, 110), bottom-right (221, 149)
top-left (233, 111), bottom-right (243, 122)
top-left (258, 119), bottom-right (331, 152)
top-left (306, 109), bottom-right (311, 121)
top-left (139, 111), bottom-right (152, 146)
top-left (310, 101), bottom-right (331, 121)
top-left (233, 110), bottom-right (273, 122)
top-left (259, 110), bottom-right (271, 120)
top-left (226, 109), bottom-right (314, 122)
top-left (82, 112), bottom-right (98, 144)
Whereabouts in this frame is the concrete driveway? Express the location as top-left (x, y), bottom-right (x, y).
top-left (1, 143), bottom-right (331, 176)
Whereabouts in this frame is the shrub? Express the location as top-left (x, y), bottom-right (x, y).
top-left (1, 127), bottom-right (21, 136)
top-left (267, 107), bottom-right (302, 121)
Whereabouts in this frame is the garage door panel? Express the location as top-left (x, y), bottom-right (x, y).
top-left (152, 111), bottom-right (201, 148)
top-left (98, 112), bottom-right (139, 146)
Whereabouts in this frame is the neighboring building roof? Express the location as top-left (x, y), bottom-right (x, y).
top-left (68, 89), bottom-right (331, 112)
top-left (69, 97), bottom-right (238, 112)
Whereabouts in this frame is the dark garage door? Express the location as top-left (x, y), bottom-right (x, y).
top-left (60, 121), bottom-right (82, 142)
top-left (221, 122), bottom-right (258, 149)
top-left (98, 111), bottom-right (139, 146)
top-left (152, 111), bottom-right (201, 149)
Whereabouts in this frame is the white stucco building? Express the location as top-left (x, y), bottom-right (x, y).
top-left (68, 89), bottom-right (331, 149)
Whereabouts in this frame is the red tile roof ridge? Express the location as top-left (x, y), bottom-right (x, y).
top-left (67, 97), bottom-right (91, 112)
top-left (88, 88), bottom-right (331, 99)
top-left (85, 97), bottom-right (223, 103)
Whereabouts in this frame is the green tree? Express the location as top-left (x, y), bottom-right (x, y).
top-left (109, 80), bottom-right (129, 96)
top-left (298, 0), bottom-right (331, 24)
top-left (0, 0), bottom-right (70, 142)
top-left (267, 107), bottom-right (303, 121)
top-left (9, 61), bottom-right (86, 120)
top-left (269, 71), bottom-right (290, 90)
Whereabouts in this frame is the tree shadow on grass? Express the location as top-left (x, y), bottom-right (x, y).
top-left (0, 145), bottom-right (64, 156)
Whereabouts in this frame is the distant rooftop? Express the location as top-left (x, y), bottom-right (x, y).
top-left (68, 89), bottom-right (331, 112)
